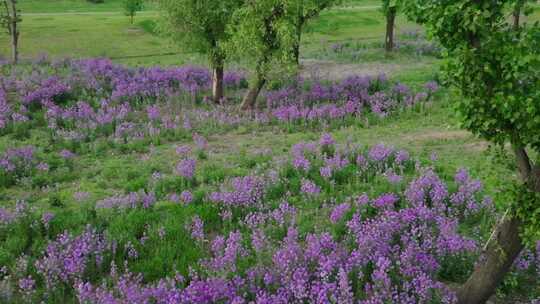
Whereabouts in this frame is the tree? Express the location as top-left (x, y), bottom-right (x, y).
top-left (0, 0), bottom-right (21, 64)
top-left (403, 0), bottom-right (540, 303)
top-left (124, 0), bottom-right (143, 25)
top-left (285, 0), bottom-right (339, 65)
top-left (381, 0), bottom-right (399, 52)
top-left (512, 0), bottom-right (535, 30)
top-left (228, 0), bottom-right (336, 109)
top-left (227, 0), bottom-right (293, 110)
top-left (158, 0), bottom-right (243, 104)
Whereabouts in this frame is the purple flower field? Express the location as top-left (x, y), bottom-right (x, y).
top-left (0, 58), bottom-right (538, 303)
top-left (0, 57), bottom-right (437, 145)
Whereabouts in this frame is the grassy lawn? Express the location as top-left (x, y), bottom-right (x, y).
top-left (5, 1), bottom-right (537, 70)
top-left (18, 0), bottom-right (154, 13)
top-left (0, 14), bottom-right (179, 64)
top-left (16, 0), bottom-right (380, 14)
top-left (0, 5), bottom-right (432, 70)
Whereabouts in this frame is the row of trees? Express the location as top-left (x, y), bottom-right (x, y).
top-left (158, 0), bottom-right (340, 108)
top-left (158, 0), bottom-right (446, 107)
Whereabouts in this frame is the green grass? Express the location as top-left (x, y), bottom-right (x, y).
top-left (4, 1), bottom-right (538, 72)
top-left (18, 0), bottom-right (156, 13)
top-left (16, 0), bottom-right (379, 14)
top-left (0, 2), bottom-right (412, 66)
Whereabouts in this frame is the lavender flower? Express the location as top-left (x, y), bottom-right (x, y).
top-left (41, 212), bottom-right (54, 229)
top-left (175, 145), bottom-right (192, 156)
top-left (301, 179), bottom-right (321, 196)
top-left (193, 133), bottom-right (208, 151)
top-left (180, 190), bottom-right (194, 204)
top-left (368, 144), bottom-right (393, 162)
top-left (189, 216), bottom-right (205, 241)
top-left (176, 158), bottom-right (196, 180)
top-left (59, 149), bottom-right (76, 159)
top-left (319, 133), bottom-right (335, 147)
top-left (330, 203), bottom-right (351, 223)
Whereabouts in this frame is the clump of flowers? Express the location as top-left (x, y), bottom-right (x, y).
top-left (301, 178), bottom-right (321, 196)
top-left (176, 158), bottom-right (196, 180)
top-left (188, 216), bottom-right (205, 241)
top-left (35, 226), bottom-right (109, 288)
top-left (96, 190), bottom-right (156, 209)
top-left (210, 175), bottom-right (266, 208)
top-left (180, 190), bottom-right (193, 204)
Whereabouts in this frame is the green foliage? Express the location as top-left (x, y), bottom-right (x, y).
top-left (403, 0), bottom-right (540, 245)
top-left (0, 0), bottom-right (22, 35)
top-left (226, 0), bottom-right (292, 75)
top-left (381, 0), bottom-right (400, 14)
top-left (511, 183), bottom-right (540, 248)
top-left (227, 0), bottom-right (338, 74)
top-left (157, 0), bottom-right (243, 66)
top-left (284, 0), bottom-right (341, 34)
top-left (123, 0), bottom-right (143, 24)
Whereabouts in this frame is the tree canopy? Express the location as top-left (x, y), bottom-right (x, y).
top-left (158, 0), bottom-right (243, 64)
top-left (403, 0), bottom-right (540, 302)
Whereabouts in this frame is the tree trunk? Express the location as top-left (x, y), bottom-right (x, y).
top-left (130, 14), bottom-right (134, 25)
top-left (385, 7), bottom-right (396, 52)
top-left (512, 10), bottom-right (520, 30)
top-left (11, 27), bottom-right (18, 64)
top-left (512, 0), bottom-right (524, 30)
top-left (293, 20), bottom-right (303, 65)
top-left (9, 0), bottom-right (19, 64)
top-left (212, 61), bottom-right (224, 104)
top-left (240, 72), bottom-right (266, 111)
top-left (457, 145), bottom-right (538, 304)
top-left (457, 217), bottom-right (524, 304)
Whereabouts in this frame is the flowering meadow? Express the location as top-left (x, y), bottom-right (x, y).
top-left (0, 56), bottom-right (438, 144)
top-left (0, 57), bottom-right (539, 303)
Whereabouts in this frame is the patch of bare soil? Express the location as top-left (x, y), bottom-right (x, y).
top-left (402, 130), bottom-right (471, 142)
top-left (125, 27), bottom-right (144, 35)
top-left (300, 59), bottom-right (403, 81)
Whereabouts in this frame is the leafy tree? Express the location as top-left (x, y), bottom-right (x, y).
top-left (158, 0), bottom-right (243, 104)
top-left (403, 0), bottom-right (540, 303)
top-left (285, 0), bottom-right (339, 64)
top-left (124, 0), bottom-right (143, 25)
top-left (512, 0), bottom-right (536, 30)
top-left (227, 0), bottom-right (336, 109)
top-left (381, 0), bottom-right (400, 52)
top-left (0, 0), bottom-right (21, 64)
top-left (227, 0), bottom-right (292, 110)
